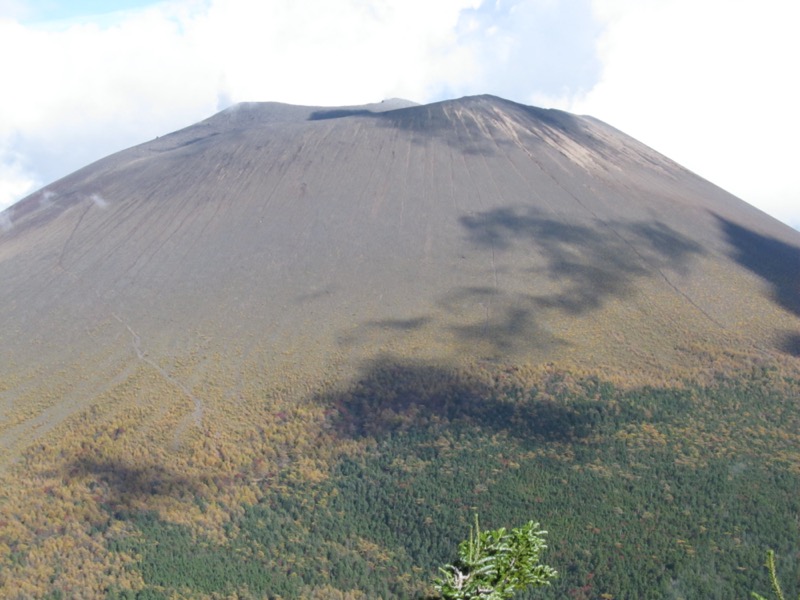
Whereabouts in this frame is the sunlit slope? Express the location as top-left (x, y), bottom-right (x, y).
top-left (1, 95), bottom-right (799, 461)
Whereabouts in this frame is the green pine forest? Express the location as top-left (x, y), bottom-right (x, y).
top-left (2, 357), bottom-right (799, 598)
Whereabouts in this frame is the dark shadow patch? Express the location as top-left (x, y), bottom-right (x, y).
top-left (309, 109), bottom-right (375, 121)
top-left (460, 207), bottom-right (704, 317)
top-left (306, 95), bottom-right (654, 177)
top-left (318, 356), bottom-right (645, 445)
top-left (717, 215), bottom-right (800, 356)
top-left (449, 305), bottom-right (550, 352)
top-left (177, 132), bottom-right (220, 148)
top-left (779, 332), bottom-right (800, 357)
top-left (65, 457), bottom-right (205, 512)
top-left (715, 215), bottom-right (800, 317)
top-left (145, 128), bottom-right (223, 153)
top-left (294, 287), bottom-right (336, 303)
top-left (628, 221), bottom-right (706, 268)
top-left (370, 316), bottom-right (431, 330)
top-left (435, 287), bottom-right (566, 354)
top-left (335, 210), bottom-right (704, 357)
top-left (309, 95), bottom-right (586, 156)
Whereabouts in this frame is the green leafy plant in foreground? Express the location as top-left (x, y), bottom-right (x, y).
top-left (753, 549), bottom-right (798, 600)
top-left (432, 516), bottom-right (557, 599)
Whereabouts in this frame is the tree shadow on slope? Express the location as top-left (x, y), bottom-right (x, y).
top-left (64, 456), bottom-right (206, 514)
top-left (340, 298), bottom-right (564, 358)
top-left (716, 215), bottom-right (800, 356)
top-left (321, 356), bottom-right (650, 446)
top-left (459, 208), bottom-right (703, 317)
top-left (716, 215), bottom-right (800, 317)
top-left (338, 210), bottom-right (704, 357)
top-left (435, 287), bottom-right (567, 354)
top-left (779, 332), bottom-right (800, 357)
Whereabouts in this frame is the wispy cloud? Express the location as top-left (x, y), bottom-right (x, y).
top-left (90, 193), bottom-right (108, 208)
top-left (40, 189), bottom-right (57, 205)
top-left (0, 158), bottom-right (38, 212)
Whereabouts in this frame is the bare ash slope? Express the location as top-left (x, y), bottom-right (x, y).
top-left (1, 94), bottom-right (799, 461)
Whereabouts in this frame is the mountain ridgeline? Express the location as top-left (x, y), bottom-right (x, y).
top-left (0, 95), bottom-right (798, 598)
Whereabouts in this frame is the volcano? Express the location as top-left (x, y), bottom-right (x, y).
top-left (1, 95), bottom-right (799, 598)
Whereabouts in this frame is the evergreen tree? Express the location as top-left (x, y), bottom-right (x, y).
top-left (431, 516), bottom-right (556, 599)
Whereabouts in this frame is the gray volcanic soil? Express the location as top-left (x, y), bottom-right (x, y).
top-left (1, 95), bottom-right (799, 460)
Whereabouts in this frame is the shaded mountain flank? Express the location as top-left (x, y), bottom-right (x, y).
top-left (0, 95), bottom-right (799, 599)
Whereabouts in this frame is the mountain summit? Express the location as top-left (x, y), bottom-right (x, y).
top-left (2, 95), bottom-right (797, 385)
top-left (0, 95), bottom-right (799, 598)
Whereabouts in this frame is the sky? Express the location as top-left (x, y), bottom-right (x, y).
top-left (1, 0), bottom-right (798, 231)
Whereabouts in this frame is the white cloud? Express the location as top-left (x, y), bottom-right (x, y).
top-left (191, 0), bottom-right (484, 105)
top-left (562, 0), bottom-right (800, 230)
top-left (458, 0), bottom-right (602, 102)
top-left (0, 154), bottom-right (38, 213)
top-left (0, 0), bottom-right (30, 20)
top-left (0, 3), bottom-right (221, 211)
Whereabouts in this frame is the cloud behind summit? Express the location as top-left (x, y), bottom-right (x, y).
top-left (1, 0), bottom-right (798, 229)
